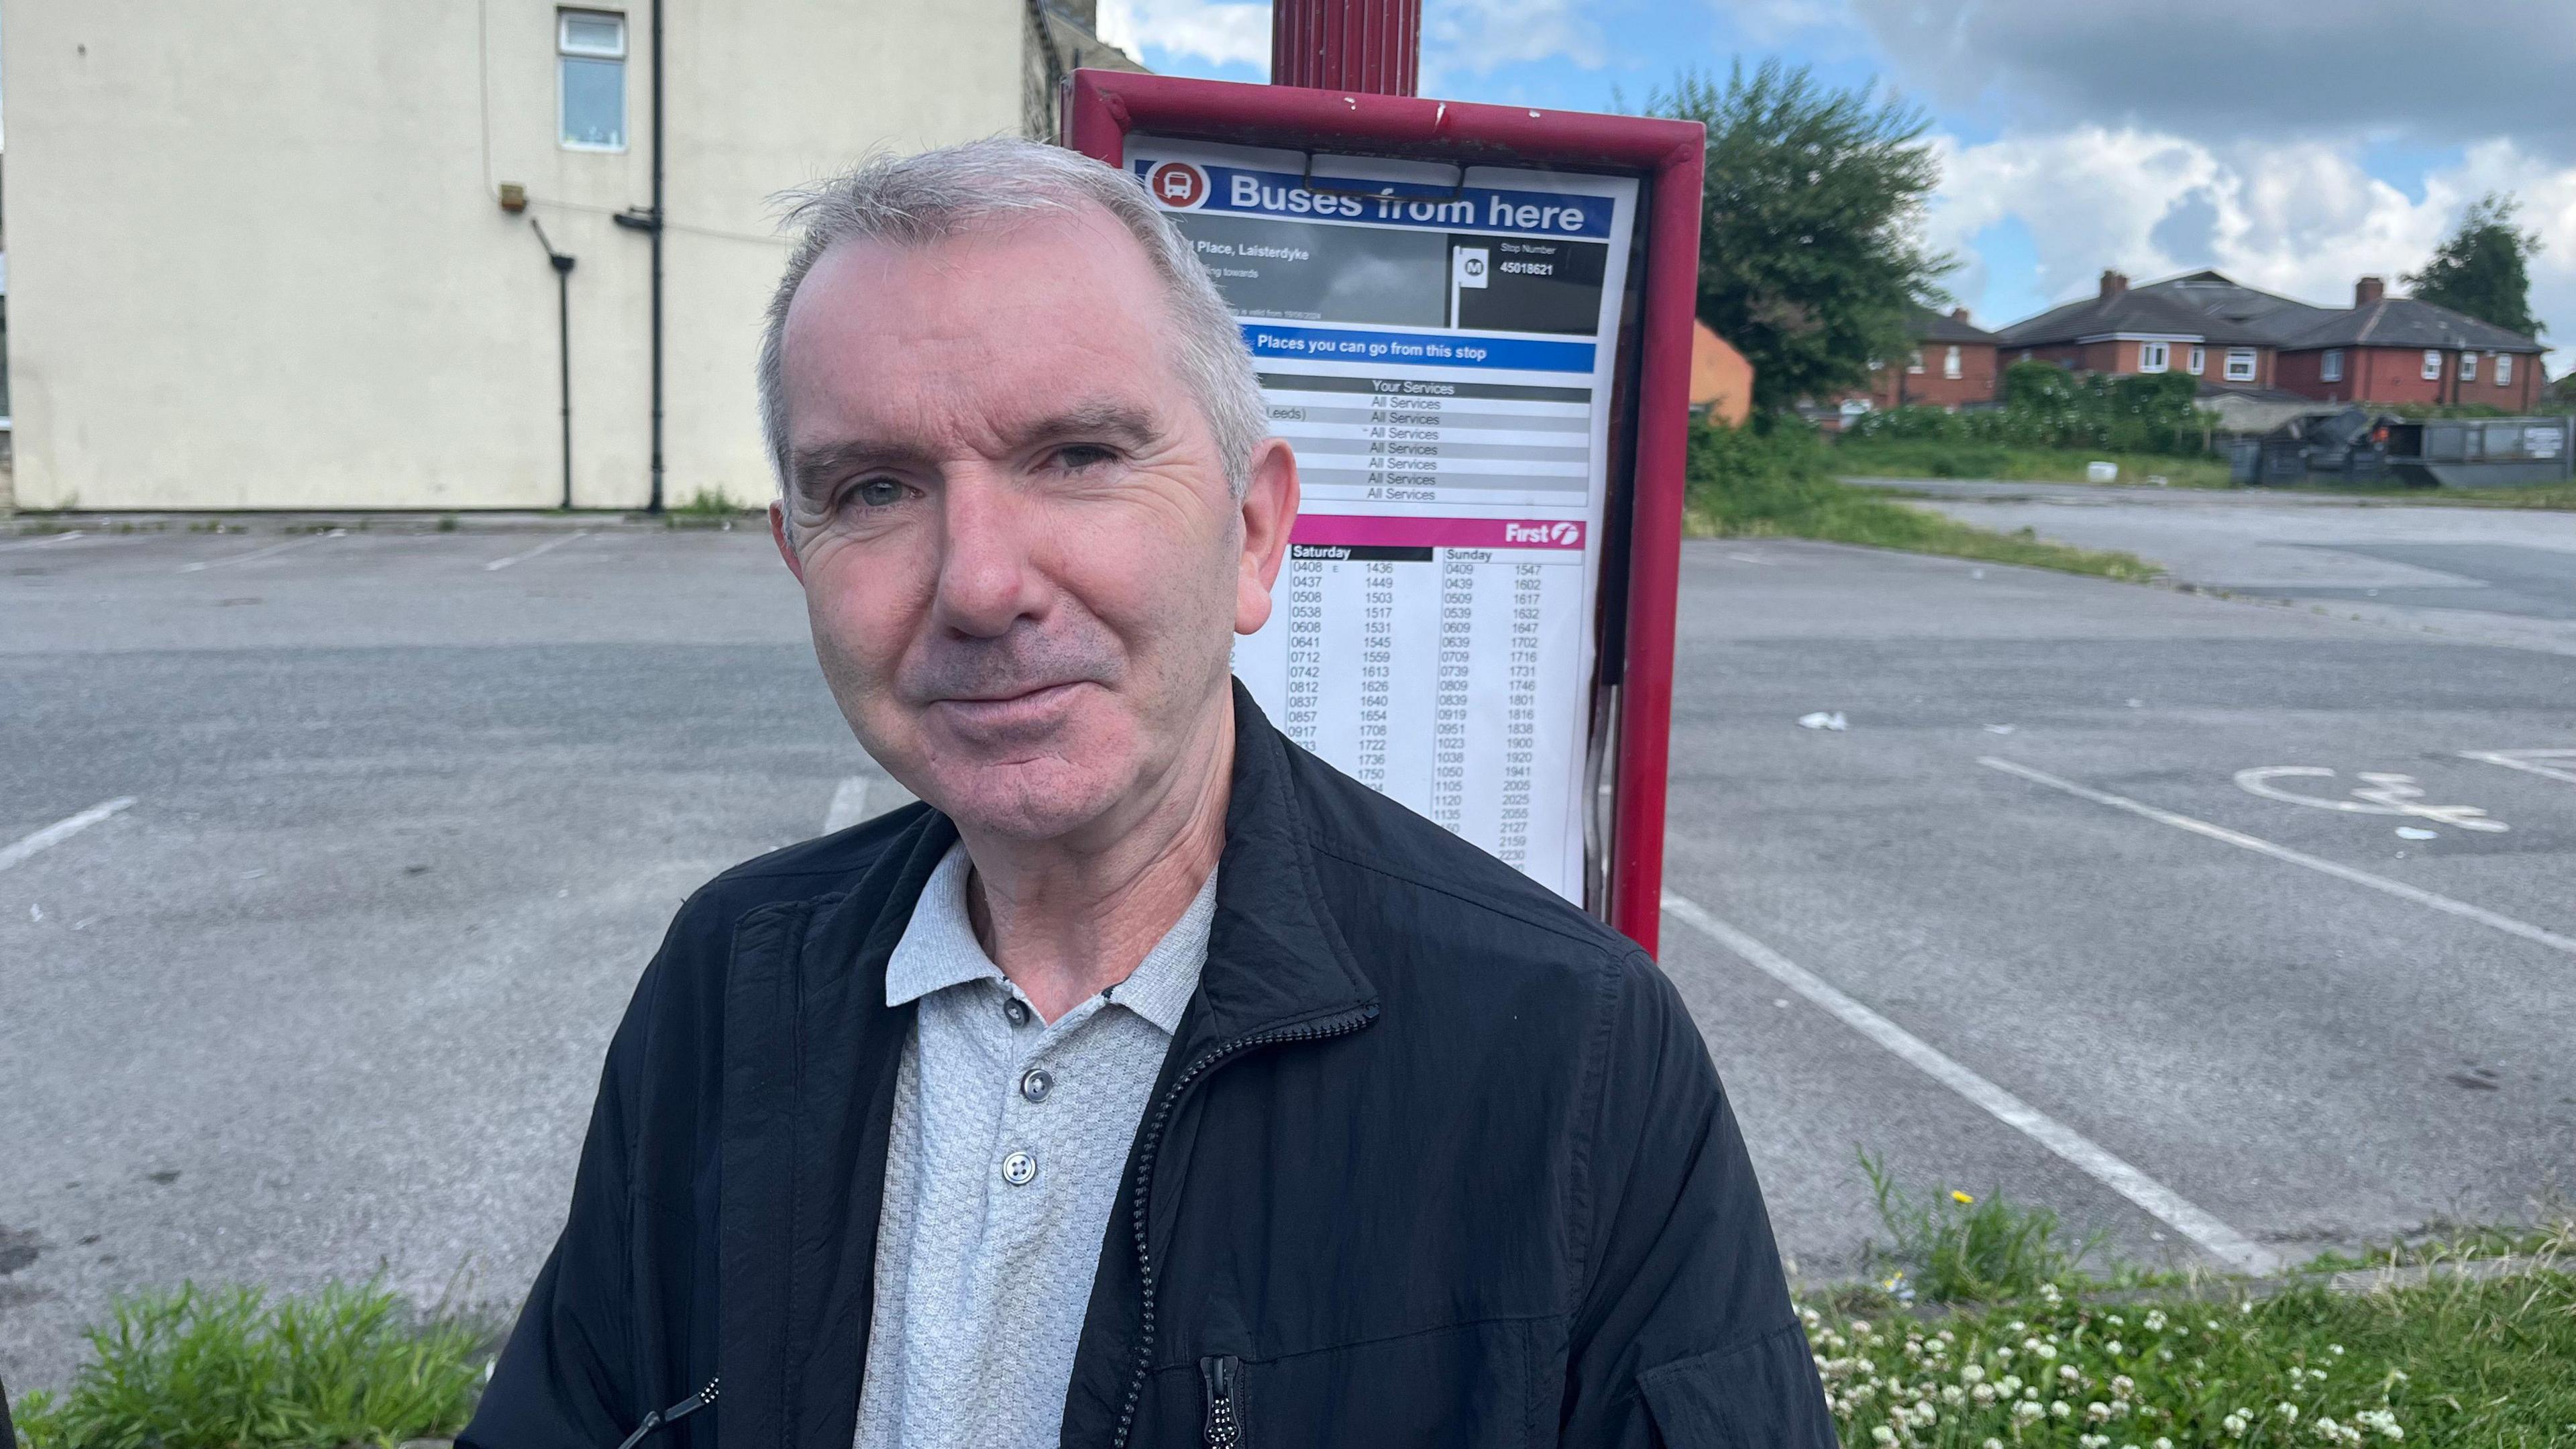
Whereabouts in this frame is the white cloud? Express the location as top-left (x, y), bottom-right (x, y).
top-left (1095, 0), bottom-right (1271, 70)
top-left (1422, 0), bottom-right (1605, 82)
top-left (1929, 127), bottom-right (2575, 373)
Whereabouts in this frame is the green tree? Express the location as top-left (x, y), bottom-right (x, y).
top-left (2404, 192), bottom-right (2545, 337)
top-left (1648, 60), bottom-right (1951, 412)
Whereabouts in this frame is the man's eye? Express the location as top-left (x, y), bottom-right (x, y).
top-left (852, 478), bottom-right (908, 508)
top-left (1055, 443), bottom-right (1118, 472)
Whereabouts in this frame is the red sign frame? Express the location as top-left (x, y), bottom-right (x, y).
top-left (1063, 70), bottom-right (1704, 956)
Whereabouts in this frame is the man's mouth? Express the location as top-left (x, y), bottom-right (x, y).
top-left (927, 680), bottom-right (1091, 731)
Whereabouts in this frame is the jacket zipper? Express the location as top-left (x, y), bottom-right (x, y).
top-left (1108, 1008), bottom-right (1375, 1449)
top-left (1200, 1355), bottom-right (1243, 1448)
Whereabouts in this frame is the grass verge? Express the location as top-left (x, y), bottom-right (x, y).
top-left (1831, 440), bottom-right (2236, 490)
top-left (11, 1281), bottom-right (490, 1449)
top-left (1686, 419), bottom-right (2161, 582)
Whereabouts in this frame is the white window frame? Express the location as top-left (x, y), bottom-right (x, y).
top-left (2138, 341), bottom-right (2170, 373)
top-left (2320, 349), bottom-right (2344, 382)
top-left (2186, 345), bottom-right (2205, 376)
top-left (2224, 347), bottom-right (2257, 382)
top-left (1942, 345), bottom-right (1962, 380)
top-left (2461, 351), bottom-right (2479, 382)
top-left (2496, 354), bottom-right (2513, 387)
top-left (1905, 348), bottom-right (1925, 375)
top-left (2422, 349), bottom-right (2443, 380)
top-left (557, 9), bottom-right (629, 153)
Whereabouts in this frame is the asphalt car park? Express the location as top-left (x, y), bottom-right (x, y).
top-left (4, 515), bottom-right (2572, 1387)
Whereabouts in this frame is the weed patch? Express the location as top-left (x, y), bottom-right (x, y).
top-left (1832, 439), bottom-right (2236, 490)
top-left (1862, 1151), bottom-right (2106, 1304)
top-left (11, 1281), bottom-right (490, 1449)
top-left (1686, 419), bottom-right (2160, 582)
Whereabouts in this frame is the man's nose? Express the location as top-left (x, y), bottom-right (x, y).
top-left (930, 468), bottom-right (1050, 639)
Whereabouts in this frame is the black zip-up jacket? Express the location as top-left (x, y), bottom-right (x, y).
top-left (463, 687), bottom-right (1831, 1448)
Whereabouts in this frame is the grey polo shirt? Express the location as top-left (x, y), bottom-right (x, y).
top-left (853, 842), bottom-right (1215, 1449)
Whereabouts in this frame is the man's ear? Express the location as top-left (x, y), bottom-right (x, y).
top-left (769, 501), bottom-right (807, 584)
top-left (1234, 437), bottom-right (1299, 637)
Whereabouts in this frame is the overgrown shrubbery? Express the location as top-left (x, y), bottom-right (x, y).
top-left (1843, 362), bottom-right (2214, 455)
top-left (11, 1281), bottom-right (488, 1449)
top-left (1682, 415), bottom-right (2160, 580)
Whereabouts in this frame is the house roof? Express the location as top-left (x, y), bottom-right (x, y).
top-left (1993, 286), bottom-right (2271, 347)
top-left (2274, 297), bottom-right (2545, 354)
top-left (1912, 305), bottom-right (1998, 345)
top-left (2133, 271), bottom-right (2337, 345)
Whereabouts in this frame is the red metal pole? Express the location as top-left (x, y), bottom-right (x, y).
top-left (1270, 0), bottom-right (1421, 95)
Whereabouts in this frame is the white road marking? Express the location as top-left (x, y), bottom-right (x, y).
top-left (1, 797), bottom-right (138, 873)
top-left (0, 531), bottom-right (85, 553)
top-left (1985, 756), bottom-right (2576, 959)
top-left (484, 531), bottom-right (590, 572)
top-left (2235, 765), bottom-right (2506, 833)
top-left (2460, 749), bottom-right (2576, 788)
top-left (178, 534), bottom-right (329, 573)
top-left (1661, 892), bottom-right (2282, 1276)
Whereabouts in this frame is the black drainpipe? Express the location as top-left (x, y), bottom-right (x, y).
top-left (529, 219), bottom-right (578, 509)
top-left (613, 0), bottom-right (666, 513)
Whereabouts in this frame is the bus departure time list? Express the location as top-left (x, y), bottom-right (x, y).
top-left (1131, 136), bottom-right (1638, 901)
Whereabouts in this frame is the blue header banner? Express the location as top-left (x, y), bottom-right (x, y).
top-left (1138, 160), bottom-right (1616, 241)
top-left (1240, 323), bottom-right (1596, 373)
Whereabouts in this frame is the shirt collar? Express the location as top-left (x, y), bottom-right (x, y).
top-left (883, 841), bottom-right (1218, 1037)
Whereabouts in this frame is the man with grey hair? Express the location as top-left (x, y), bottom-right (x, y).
top-left (465, 138), bottom-right (1824, 1449)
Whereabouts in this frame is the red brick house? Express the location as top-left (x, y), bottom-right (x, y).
top-left (2269, 278), bottom-right (2551, 411)
top-left (1994, 270), bottom-right (2285, 388)
top-left (1854, 305), bottom-right (2001, 409)
top-left (1996, 268), bottom-right (2549, 410)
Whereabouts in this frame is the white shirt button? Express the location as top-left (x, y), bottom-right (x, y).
top-left (1003, 998), bottom-right (1031, 1028)
top-left (1000, 1150), bottom-right (1036, 1187)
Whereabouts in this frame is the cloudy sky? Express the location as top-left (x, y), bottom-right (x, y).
top-left (1095, 0), bottom-right (2575, 373)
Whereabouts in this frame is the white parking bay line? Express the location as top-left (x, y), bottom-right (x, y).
top-left (484, 531), bottom-right (590, 572)
top-left (178, 533), bottom-right (331, 573)
top-left (1, 797), bottom-right (138, 873)
top-left (1661, 892), bottom-right (2282, 1276)
top-left (2460, 749), bottom-right (2576, 788)
top-left (1981, 755), bottom-right (2576, 959)
top-left (0, 531), bottom-right (85, 553)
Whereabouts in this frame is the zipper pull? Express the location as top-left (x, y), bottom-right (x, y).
top-left (1199, 1354), bottom-right (1243, 1448)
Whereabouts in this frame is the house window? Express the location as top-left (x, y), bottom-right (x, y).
top-left (1904, 349), bottom-right (1925, 374)
top-left (2461, 352), bottom-right (2479, 382)
top-left (2138, 341), bottom-right (2170, 372)
top-left (2187, 346), bottom-right (2205, 375)
top-left (1943, 345), bottom-right (1962, 380)
top-left (2496, 354), bottom-right (2513, 387)
top-left (2224, 348), bottom-right (2257, 382)
top-left (2321, 349), bottom-right (2344, 382)
top-left (559, 9), bottom-right (627, 150)
top-left (2421, 349), bottom-right (2443, 380)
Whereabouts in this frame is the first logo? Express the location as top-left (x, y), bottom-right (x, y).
top-left (1146, 161), bottom-right (1208, 209)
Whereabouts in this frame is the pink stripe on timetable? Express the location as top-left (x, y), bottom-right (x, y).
top-left (1290, 515), bottom-right (1586, 549)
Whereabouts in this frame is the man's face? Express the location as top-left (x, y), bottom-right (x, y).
top-left (771, 205), bottom-right (1294, 843)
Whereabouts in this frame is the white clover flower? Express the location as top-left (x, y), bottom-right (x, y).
top-left (2006, 1320), bottom-right (2027, 1333)
top-left (2060, 1364), bottom-right (2082, 1385)
top-left (2241, 1303), bottom-right (2255, 1316)
top-left (1983, 1440), bottom-right (2003, 1449)
top-left (1870, 1426), bottom-right (1896, 1446)
top-left (2278, 1402), bottom-right (2300, 1421)
top-left (2105, 1340), bottom-right (2125, 1356)
top-left (1801, 1306), bottom-right (1823, 1327)
top-left (2143, 1311), bottom-right (2167, 1332)
top-left (1971, 1383), bottom-right (1996, 1406)
top-left (2077, 1436), bottom-right (2107, 1449)
top-left (2111, 1375), bottom-right (2137, 1399)
top-left (2051, 1400), bottom-right (2074, 1420)
top-left (1904, 1340), bottom-right (1924, 1360)
top-left (1998, 1374), bottom-right (2021, 1394)
top-left (1851, 1320), bottom-right (1872, 1336)
top-left (1941, 1385), bottom-right (1965, 1406)
top-left (2223, 1411), bottom-right (2250, 1437)
top-left (2024, 1385), bottom-right (2041, 1401)
top-left (2329, 1344), bottom-right (2345, 1356)
top-left (2207, 1320), bottom-right (2223, 1330)
top-left (1996, 1346), bottom-right (2015, 1363)
top-left (1961, 1364), bottom-right (1986, 1385)
top-left (2035, 1342), bottom-right (2060, 1361)
top-left (1938, 1329), bottom-right (1955, 1344)
top-left (2156, 1439), bottom-right (2176, 1449)
top-left (2087, 1400), bottom-right (2114, 1422)
top-left (2013, 1400), bottom-right (2044, 1423)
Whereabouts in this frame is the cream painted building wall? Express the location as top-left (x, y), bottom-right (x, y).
top-left (1, 0), bottom-right (1024, 511)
